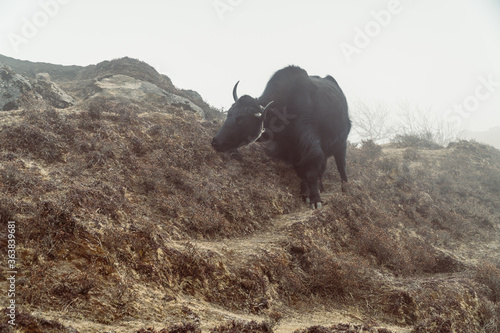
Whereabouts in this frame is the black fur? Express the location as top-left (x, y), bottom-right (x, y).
top-left (212, 66), bottom-right (351, 207)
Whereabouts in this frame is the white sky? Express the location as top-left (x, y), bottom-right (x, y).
top-left (1, 0), bottom-right (500, 131)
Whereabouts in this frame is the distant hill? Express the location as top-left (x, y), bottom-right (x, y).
top-left (0, 54), bottom-right (222, 119)
top-left (0, 54), bottom-right (83, 81)
top-left (465, 126), bottom-right (500, 150)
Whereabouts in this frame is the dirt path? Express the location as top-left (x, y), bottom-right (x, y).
top-left (192, 208), bottom-right (314, 256)
top-left (166, 190), bottom-right (414, 333)
top-left (187, 192), bottom-right (338, 256)
top-left (24, 184), bottom-right (498, 333)
top-left (40, 192), bottom-right (368, 333)
top-left (164, 191), bottom-right (371, 332)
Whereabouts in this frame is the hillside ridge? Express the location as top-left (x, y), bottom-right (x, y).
top-left (0, 54), bottom-right (221, 120)
top-left (0, 56), bottom-right (499, 333)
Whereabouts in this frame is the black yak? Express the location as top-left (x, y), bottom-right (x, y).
top-left (211, 66), bottom-right (351, 208)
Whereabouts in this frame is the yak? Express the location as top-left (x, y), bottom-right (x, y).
top-left (211, 66), bottom-right (351, 208)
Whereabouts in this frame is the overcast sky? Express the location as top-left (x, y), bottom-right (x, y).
top-left (1, 0), bottom-right (500, 132)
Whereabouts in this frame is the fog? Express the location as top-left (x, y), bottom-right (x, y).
top-left (1, 0), bottom-right (500, 141)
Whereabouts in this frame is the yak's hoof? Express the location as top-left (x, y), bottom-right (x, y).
top-left (341, 181), bottom-right (348, 193)
top-left (304, 197), bottom-right (310, 204)
top-left (310, 202), bottom-right (322, 209)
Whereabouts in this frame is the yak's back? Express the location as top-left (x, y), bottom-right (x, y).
top-left (259, 66), bottom-right (312, 107)
top-left (259, 66), bottom-right (347, 119)
top-left (258, 66), bottom-right (350, 160)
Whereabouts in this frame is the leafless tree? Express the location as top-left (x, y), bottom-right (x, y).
top-left (350, 100), bottom-right (395, 142)
top-left (351, 99), bottom-right (463, 146)
top-left (396, 100), bottom-right (464, 146)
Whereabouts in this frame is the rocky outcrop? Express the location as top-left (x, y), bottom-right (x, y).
top-left (0, 65), bottom-right (75, 110)
top-left (1, 55), bottom-right (220, 119)
top-left (33, 77), bottom-right (75, 109)
top-left (0, 65), bottom-right (37, 110)
top-left (89, 74), bottom-right (205, 117)
top-left (78, 57), bottom-right (212, 119)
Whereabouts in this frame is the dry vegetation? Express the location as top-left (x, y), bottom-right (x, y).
top-left (0, 58), bottom-right (499, 333)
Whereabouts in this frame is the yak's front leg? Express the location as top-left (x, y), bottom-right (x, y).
top-left (304, 155), bottom-right (325, 209)
top-left (296, 131), bottom-right (325, 209)
top-left (305, 173), bottom-right (322, 209)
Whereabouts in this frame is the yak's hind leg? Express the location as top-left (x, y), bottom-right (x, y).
top-left (333, 142), bottom-right (348, 192)
top-left (318, 158), bottom-right (326, 193)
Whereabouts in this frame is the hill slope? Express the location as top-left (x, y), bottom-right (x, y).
top-left (0, 57), bottom-right (499, 333)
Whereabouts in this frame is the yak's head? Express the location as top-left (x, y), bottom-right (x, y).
top-left (211, 81), bottom-right (273, 152)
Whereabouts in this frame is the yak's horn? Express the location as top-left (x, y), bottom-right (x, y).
top-left (232, 81), bottom-right (240, 102)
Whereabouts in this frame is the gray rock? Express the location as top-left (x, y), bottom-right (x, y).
top-left (33, 79), bottom-right (75, 108)
top-left (91, 74), bottom-right (204, 117)
top-left (36, 72), bottom-right (51, 81)
top-left (0, 65), bottom-right (75, 110)
top-left (0, 65), bottom-right (36, 111)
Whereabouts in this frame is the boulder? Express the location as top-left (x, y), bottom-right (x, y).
top-left (91, 74), bottom-right (205, 117)
top-left (0, 65), bottom-right (75, 110)
top-left (0, 65), bottom-right (37, 111)
top-left (36, 72), bottom-right (51, 81)
top-left (33, 78), bottom-right (75, 108)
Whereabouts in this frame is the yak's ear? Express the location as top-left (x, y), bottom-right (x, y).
top-left (254, 112), bottom-right (262, 118)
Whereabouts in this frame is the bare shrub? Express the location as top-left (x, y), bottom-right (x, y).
top-left (391, 133), bottom-right (442, 150)
top-left (475, 262), bottom-right (500, 302)
top-left (137, 322), bottom-right (201, 333)
top-left (360, 139), bottom-right (382, 161)
top-left (294, 323), bottom-right (392, 333)
top-left (478, 300), bottom-right (500, 333)
top-left (0, 122), bottom-right (66, 163)
top-left (209, 320), bottom-right (272, 333)
top-left (403, 147), bottom-right (420, 161)
top-left (0, 310), bottom-right (69, 332)
top-left (0, 199), bottom-right (15, 224)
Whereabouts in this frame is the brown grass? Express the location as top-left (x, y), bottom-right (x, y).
top-left (0, 94), bottom-right (499, 332)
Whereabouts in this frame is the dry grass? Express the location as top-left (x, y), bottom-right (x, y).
top-left (293, 324), bottom-right (394, 333)
top-left (0, 310), bottom-right (71, 333)
top-left (0, 103), bottom-right (303, 326)
top-left (0, 78), bottom-right (499, 332)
